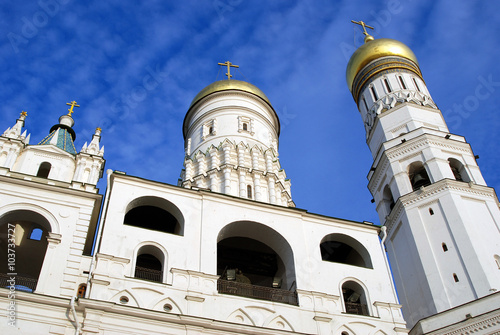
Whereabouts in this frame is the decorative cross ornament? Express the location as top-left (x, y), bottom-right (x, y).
top-left (218, 61), bottom-right (239, 80)
top-left (351, 20), bottom-right (374, 35)
top-left (66, 100), bottom-right (80, 116)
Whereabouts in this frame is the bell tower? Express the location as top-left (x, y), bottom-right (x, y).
top-left (346, 22), bottom-right (500, 328)
top-left (179, 62), bottom-right (294, 207)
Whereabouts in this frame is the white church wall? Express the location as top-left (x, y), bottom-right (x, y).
top-left (87, 172), bottom-right (407, 333)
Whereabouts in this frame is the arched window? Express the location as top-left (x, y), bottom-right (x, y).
top-left (494, 255), bottom-right (500, 269)
top-left (448, 158), bottom-right (470, 182)
top-left (382, 185), bottom-right (395, 214)
top-left (412, 77), bottom-right (421, 92)
top-left (398, 76), bottom-right (407, 89)
top-left (247, 185), bottom-right (252, 199)
top-left (370, 86), bottom-right (378, 101)
top-left (134, 245), bottom-right (164, 283)
top-left (383, 78), bottom-right (392, 93)
top-left (408, 162), bottom-right (431, 190)
top-left (442, 243), bottom-right (448, 252)
top-left (243, 123), bottom-right (248, 131)
top-left (320, 234), bottom-right (372, 268)
top-left (453, 273), bottom-right (459, 282)
top-left (77, 284), bottom-right (87, 298)
top-left (124, 196), bottom-right (184, 235)
top-left (0, 210), bottom-right (52, 293)
top-left (342, 281), bottom-right (369, 316)
top-left (217, 221), bottom-right (297, 305)
top-left (36, 162), bottom-right (51, 178)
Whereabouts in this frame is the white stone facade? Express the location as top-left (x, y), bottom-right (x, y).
top-left (0, 97), bottom-right (409, 334)
top-left (79, 172), bottom-right (407, 334)
top-left (351, 43), bottom-right (500, 330)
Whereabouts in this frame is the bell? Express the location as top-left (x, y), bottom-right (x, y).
top-left (412, 173), bottom-right (429, 189)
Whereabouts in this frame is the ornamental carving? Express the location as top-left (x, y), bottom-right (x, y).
top-left (364, 90), bottom-right (438, 137)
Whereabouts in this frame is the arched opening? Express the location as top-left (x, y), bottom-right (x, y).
top-left (216, 221), bottom-right (297, 305)
top-left (398, 76), bottom-right (407, 89)
top-left (242, 123), bottom-right (248, 131)
top-left (442, 243), bottom-right (448, 252)
top-left (247, 185), bottom-right (252, 199)
top-left (412, 77), bottom-right (421, 92)
top-left (0, 210), bottom-right (52, 292)
top-left (383, 78), bottom-right (392, 93)
top-left (448, 158), bottom-right (470, 182)
top-left (494, 255), bottom-right (500, 269)
top-left (36, 162), bottom-right (51, 178)
top-left (382, 185), bottom-right (395, 215)
top-left (124, 196), bottom-right (184, 236)
top-left (370, 86), bottom-right (378, 101)
top-left (320, 234), bottom-right (372, 268)
top-left (409, 162), bottom-right (431, 190)
top-left (453, 273), bottom-right (459, 282)
top-left (342, 280), bottom-right (369, 316)
top-left (77, 283), bottom-right (87, 298)
top-left (134, 245), bottom-right (164, 283)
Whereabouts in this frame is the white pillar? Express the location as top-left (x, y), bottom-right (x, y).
top-left (239, 170), bottom-right (246, 197)
top-left (223, 167), bottom-right (231, 194)
top-left (268, 177), bottom-right (276, 204)
top-left (254, 174), bottom-right (262, 201)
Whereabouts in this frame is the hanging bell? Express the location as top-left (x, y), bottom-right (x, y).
top-left (412, 173), bottom-right (429, 189)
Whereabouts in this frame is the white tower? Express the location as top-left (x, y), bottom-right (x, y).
top-left (179, 62), bottom-right (294, 207)
top-left (346, 24), bottom-right (500, 328)
top-left (0, 105), bottom-right (104, 299)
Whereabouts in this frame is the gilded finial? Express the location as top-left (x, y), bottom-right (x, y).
top-left (218, 61), bottom-right (239, 80)
top-left (96, 127), bottom-right (102, 132)
top-left (66, 100), bottom-right (80, 116)
top-left (351, 20), bottom-right (375, 43)
top-left (21, 111), bottom-right (27, 117)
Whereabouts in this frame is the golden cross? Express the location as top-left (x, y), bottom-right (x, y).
top-left (218, 61), bottom-right (239, 80)
top-left (20, 111), bottom-right (27, 117)
top-left (351, 20), bottom-right (374, 35)
top-left (66, 100), bottom-right (80, 116)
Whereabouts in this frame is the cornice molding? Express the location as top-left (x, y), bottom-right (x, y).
top-left (385, 179), bottom-right (497, 234)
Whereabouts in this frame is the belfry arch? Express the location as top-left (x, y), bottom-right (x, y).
top-left (320, 233), bottom-right (372, 268)
top-left (216, 221), bottom-right (297, 304)
top-left (124, 196), bottom-right (184, 236)
top-left (0, 209), bottom-right (53, 292)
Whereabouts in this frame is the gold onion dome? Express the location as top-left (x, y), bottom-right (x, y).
top-left (346, 38), bottom-right (420, 93)
top-left (188, 79), bottom-right (272, 110)
top-left (184, 79), bottom-right (279, 139)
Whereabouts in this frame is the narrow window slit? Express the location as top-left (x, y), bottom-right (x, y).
top-left (412, 78), bottom-right (421, 92)
top-left (384, 79), bottom-right (391, 93)
top-left (370, 86), bottom-right (378, 101)
top-left (398, 76), bottom-right (407, 89)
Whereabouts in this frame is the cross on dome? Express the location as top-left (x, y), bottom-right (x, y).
top-left (351, 20), bottom-right (375, 43)
top-left (66, 100), bottom-right (80, 116)
top-left (218, 61), bottom-right (239, 80)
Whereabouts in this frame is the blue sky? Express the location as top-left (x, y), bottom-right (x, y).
top-left (1, 0), bottom-right (499, 225)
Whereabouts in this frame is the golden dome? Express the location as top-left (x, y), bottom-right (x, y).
top-left (346, 38), bottom-right (419, 92)
top-left (188, 79), bottom-right (272, 110)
